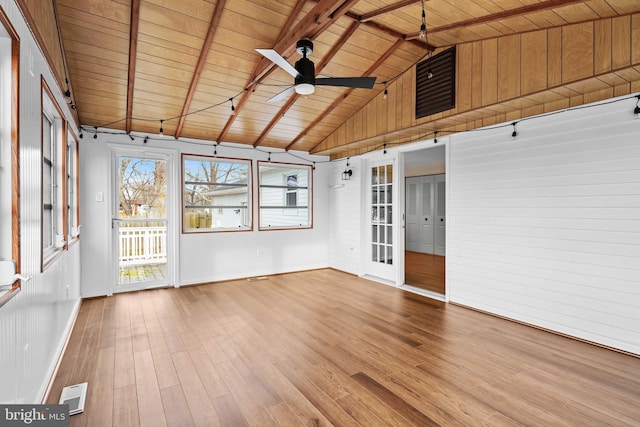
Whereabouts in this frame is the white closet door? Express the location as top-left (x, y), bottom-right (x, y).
top-left (405, 176), bottom-right (434, 253)
top-left (434, 174), bottom-right (446, 256)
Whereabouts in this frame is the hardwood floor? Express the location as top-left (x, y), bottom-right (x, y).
top-left (404, 251), bottom-right (445, 294)
top-left (47, 269), bottom-right (640, 426)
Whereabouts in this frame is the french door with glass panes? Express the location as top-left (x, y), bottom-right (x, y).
top-left (112, 153), bottom-right (173, 292)
top-left (367, 162), bottom-right (395, 280)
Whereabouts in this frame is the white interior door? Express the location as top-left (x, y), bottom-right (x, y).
top-left (434, 174), bottom-right (446, 256)
top-left (405, 175), bottom-right (434, 253)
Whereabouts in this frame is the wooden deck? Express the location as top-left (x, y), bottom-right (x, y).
top-left (47, 269), bottom-right (640, 426)
top-left (119, 263), bottom-right (167, 284)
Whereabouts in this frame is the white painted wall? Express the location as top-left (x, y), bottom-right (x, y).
top-left (447, 97), bottom-right (640, 355)
top-left (0, 0), bottom-right (82, 403)
top-left (328, 157), bottom-right (362, 275)
top-left (328, 97), bottom-right (640, 355)
top-left (80, 134), bottom-right (330, 296)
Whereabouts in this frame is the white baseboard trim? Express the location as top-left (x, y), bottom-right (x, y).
top-left (39, 297), bottom-right (82, 404)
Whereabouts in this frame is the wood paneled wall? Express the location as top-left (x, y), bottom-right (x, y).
top-left (315, 14), bottom-right (640, 158)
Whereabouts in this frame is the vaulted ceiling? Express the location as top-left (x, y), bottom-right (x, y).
top-left (19, 0), bottom-right (640, 158)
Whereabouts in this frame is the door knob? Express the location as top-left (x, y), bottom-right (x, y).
top-left (425, 218), bottom-right (428, 221)
top-left (440, 218), bottom-right (444, 222)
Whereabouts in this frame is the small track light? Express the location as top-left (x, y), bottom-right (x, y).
top-left (383, 143), bottom-right (387, 155)
top-left (143, 136), bottom-right (148, 144)
top-left (159, 120), bottom-right (164, 136)
top-left (383, 82), bottom-right (388, 100)
top-left (634, 95), bottom-right (640, 119)
top-left (230, 98), bottom-right (236, 115)
top-left (213, 143), bottom-right (217, 156)
top-left (268, 152), bottom-right (271, 162)
top-left (93, 126), bottom-right (98, 139)
top-left (511, 122), bottom-right (518, 139)
top-left (433, 131), bottom-right (438, 144)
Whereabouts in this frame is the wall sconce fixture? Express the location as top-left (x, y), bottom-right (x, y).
top-left (341, 169), bottom-right (353, 181)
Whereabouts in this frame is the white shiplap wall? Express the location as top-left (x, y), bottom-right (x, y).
top-left (0, 0), bottom-right (82, 403)
top-left (328, 158), bottom-right (362, 275)
top-left (448, 97), bottom-right (640, 355)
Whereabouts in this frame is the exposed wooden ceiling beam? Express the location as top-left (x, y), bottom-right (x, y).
top-left (405, 0), bottom-right (584, 40)
top-left (253, 21), bottom-right (361, 147)
top-left (290, 38), bottom-right (405, 151)
top-left (360, 0), bottom-right (421, 23)
top-left (173, 0), bottom-right (226, 139)
top-left (125, 0), bottom-right (140, 134)
top-left (217, 0), bottom-right (358, 143)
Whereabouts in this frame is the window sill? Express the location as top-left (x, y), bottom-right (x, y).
top-left (0, 283), bottom-right (20, 309)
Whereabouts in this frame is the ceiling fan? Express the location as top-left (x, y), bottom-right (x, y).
top-left (256, 38), bottom-right (377, 103)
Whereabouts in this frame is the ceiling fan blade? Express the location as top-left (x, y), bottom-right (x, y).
top-left (266, 86), bottom-right (296, 103)
top-left (315, 77), bottom-right (376, 89)
top-left (255, 49), bottom-right (300, 79)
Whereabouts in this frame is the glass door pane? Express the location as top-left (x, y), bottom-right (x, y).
top-left (371, 163), bottom-right (393, 265)
top-left (116, 156), bottom-right (168, 287)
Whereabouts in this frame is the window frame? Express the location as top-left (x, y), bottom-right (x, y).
top-left (66, 129), bottom-right (79, 245)
top-left (41, 79), bottom-right (66, 271)
top-left (182, 154), bottom-right (253, 233)
top-left (258, 161), bottom-right (313, 231)
top-left (0, 6), bottom-right (21, 308)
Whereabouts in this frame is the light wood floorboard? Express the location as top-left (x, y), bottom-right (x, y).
top-left (404, 251), bottom-right (445, 294)
top-left (47, 269), bottom-right (640, 426)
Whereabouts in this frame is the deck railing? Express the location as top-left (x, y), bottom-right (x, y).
top-left (119, 226), bottom-right (167, 265)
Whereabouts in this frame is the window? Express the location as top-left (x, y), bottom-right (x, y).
top-left (259, 162), bottom-right (312, 229)
top-left (66, 130), bottom-right (79, 243)
top-left (182, 155), bottom-right (251, 232)
top-left (0, 8), bottom-right (21, 307)
top-left (42, 81), bottom-right (65, 269)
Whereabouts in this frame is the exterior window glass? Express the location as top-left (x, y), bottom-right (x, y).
top-left (66, 131), bottom-right (79, 241)
top-left (259, 162), bottom-right (312, 229)
top-left (0, 14), bottom-right (21, 306)
top-left (41, 83), bottom-right (65, 268)
top-left (183, 155), bottom-right (251, 232)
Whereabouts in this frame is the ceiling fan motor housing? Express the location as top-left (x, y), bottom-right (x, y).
top-left (295, 57), bottom-right (315, 86)
top-left (294, 38), bottom-right (315, 94)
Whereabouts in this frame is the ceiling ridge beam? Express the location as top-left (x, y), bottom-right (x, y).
top-left (289, 38), bottom-right (404, 151)
top-left (253, 20), bottom-right (361, 148)
top-left (125, 0), bottom-right (140, 134)
top-left (405, 0), bottom-right (584, 40)
top-left (360, 0), bottom-right (422, 23)
top-left (217, 0), bottom-right (358, 143)
top-left (173, 0), bottom-right (227, 139)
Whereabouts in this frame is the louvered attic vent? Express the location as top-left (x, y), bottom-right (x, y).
top-left (416, 46), bottom-right (456, 119)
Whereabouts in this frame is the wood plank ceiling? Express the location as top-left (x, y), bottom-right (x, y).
top-left (51, 0), bottom-right (640, 157)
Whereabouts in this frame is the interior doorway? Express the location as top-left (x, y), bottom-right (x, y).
top-left (403, 146), bottom-right (446, 296)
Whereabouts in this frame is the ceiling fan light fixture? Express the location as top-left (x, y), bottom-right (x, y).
top-left (295, 83), bottom-right (315, 95)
